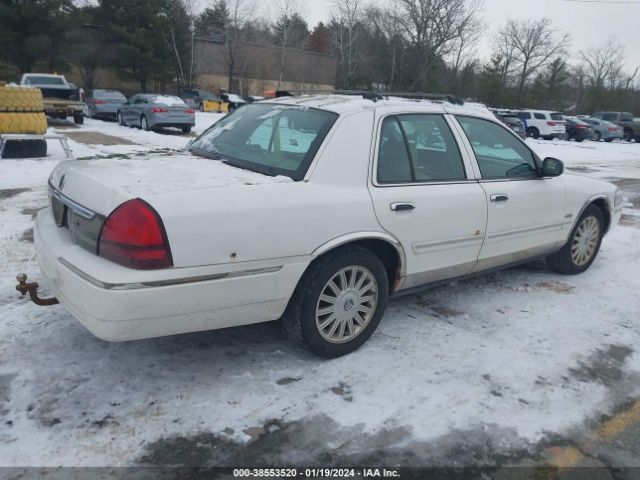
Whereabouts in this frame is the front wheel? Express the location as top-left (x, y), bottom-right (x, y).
top-left (547, 205), bottom-right (604, 275)
top-left (594, 131), bottom-right (602, 142)
top-left (282, 247), bottom-right (389, 358)
top-left (117, 112), bottom-right (126, 126)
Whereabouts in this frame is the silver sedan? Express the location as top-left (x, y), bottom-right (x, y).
top-left (581, 116), bottom-right (624, 142)
top-left (117, 94), bottom-right (195, 133)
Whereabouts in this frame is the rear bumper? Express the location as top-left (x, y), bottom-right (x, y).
top-left (34, 209), bottom-right (306, 341)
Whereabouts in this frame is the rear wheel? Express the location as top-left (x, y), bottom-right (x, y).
top-left (526, 127), bottom-right (540, 139)
top-left (623, 129), bottom-right (633, 142)
top-left (282, 247), bottom-right (389, 358)
top-left (181, 126), bottom-right (191, 133)
top-left (73, 113), bottom-right (84, 125)
top-left (117, 111), bottom-right (126, 126)
top-left (1, 139), bottom-right (47, 159)
top-left (547, 205), bottom-right (604, 275)
top-left (594, 131), bottom-right (602, 141)
top-left (605, 138), bottom-right (613, 142)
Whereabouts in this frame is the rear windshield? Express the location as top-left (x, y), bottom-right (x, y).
top-left (189, 104), bottom-right (338, 181)
top-left (23, 76), bottom-right (65, 86)
top-left (149, 95), bottom-right (186, 106)
top-left (95, 91), bottom-right (126, 100)
top-left (550, 112), bottom-right (564, 121)
top-left (601, 113), bottom-right (618, 121)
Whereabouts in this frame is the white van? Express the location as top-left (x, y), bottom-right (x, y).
top-left (515, 110), bottom-right (566, 140)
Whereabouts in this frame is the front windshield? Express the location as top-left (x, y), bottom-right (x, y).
top-left (189, 103), bottom-right (338, 181)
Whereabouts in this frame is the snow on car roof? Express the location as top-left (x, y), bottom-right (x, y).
top-left (266, 94), bottom-right (495, 119)
top-left (148, 95), bottom-right (187, 106)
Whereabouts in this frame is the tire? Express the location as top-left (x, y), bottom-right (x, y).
top-left (605, 138), bottom-right (613, 142)
top-left (282, 246), bottom-right (389, 358)
top-left (141, 115), bottom-right (150, 131)
top-left (0, 112), bottom-right (47, 134)
top-left (181, 126), bottom-right (191, 133)
top-left (546, 205), bottom-right (604, 275)
top-left (526, 127), bottom-right (539, 139)
top-left (1, 139), bottom-right (47, 159)
top-left (73, 113), bottom-right (84, 125)
top-left (0, 86), bottom-right (43, 113)
top-left (623, 129), bottom-right (633, 142)
top-left (576, 138), bottom-right (583, 142)
top-left (117, 111), bottom-right (126, 126)
top-left (594, 131), bottom-right (601, 141)
top-left (199, 103), bottom-right (204, 112)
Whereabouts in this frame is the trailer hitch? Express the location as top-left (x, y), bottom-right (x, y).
top-left (15, 273), bottom-right (59, 306)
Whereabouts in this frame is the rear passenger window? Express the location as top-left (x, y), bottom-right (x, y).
top-left (457, 116), bottom-right (539, 179)
top-left (377, 115), bottom-right (466, 184)
top-left (534, 113), bottom-right (546, 120)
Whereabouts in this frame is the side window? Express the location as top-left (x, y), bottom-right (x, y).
top-left (457, 116), bottom-right (539, 179)
top-left (377, 118), bottom-right (412, 183)
top-left (516, 112), bottom-right (530, 120)
top-left (377, 115), bottom-right (466, 184)
top-left (534, 113), bottom-right (546, 120)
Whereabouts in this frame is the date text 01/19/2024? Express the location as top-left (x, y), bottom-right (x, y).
top-left (232, 468), bottom-right (401, 478)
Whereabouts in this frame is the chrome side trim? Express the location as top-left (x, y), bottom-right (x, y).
top-left (58, 257), bottom-right (282, 290)
top-left (487, 222), bottom-right (564, 240)
top-left (413, 235), bottom-right (483, 253)
top-left (48, 180), bottom-right (96, 220)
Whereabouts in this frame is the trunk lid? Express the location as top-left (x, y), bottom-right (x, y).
top-left (48, 153), bottom-right (293, 218)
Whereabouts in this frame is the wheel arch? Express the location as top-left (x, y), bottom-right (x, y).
top-left (574, 195), bottom-right (612, 234)
top-left (310, 232), bottom-right (407, 292)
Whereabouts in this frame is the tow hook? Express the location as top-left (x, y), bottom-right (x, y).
top-left (15, 273), bottom-right (59, 306)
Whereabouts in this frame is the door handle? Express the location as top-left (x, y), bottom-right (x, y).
top-left (390, 202), bottom-right (415, 212)
top-left (490, 194), bottom-right (509, 202)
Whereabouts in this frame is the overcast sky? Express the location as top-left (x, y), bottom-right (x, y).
top-left (283, 0), bottom-right (640, 71)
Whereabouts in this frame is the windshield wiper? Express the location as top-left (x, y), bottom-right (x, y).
top-left (222, 158), bottom-right (278, 177)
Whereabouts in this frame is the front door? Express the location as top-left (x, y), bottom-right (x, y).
top-left (453, 115), bottom-right (567, 271)
top-left (369, 113), bottom-right (488, 289)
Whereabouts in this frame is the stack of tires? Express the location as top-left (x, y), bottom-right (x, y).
top-left (0, 85), bottom-right (48, 159)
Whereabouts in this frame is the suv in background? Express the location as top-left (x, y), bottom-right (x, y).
top-left (591, 112), bottom-right (640, 142)
top-left (515, 110), bottom-right (566, 140)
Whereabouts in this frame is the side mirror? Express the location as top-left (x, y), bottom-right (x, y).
top-left (542, 157), bottom-right (564, 177)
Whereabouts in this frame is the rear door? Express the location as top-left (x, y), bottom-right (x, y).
top-left (369, 113), bottom-right (488, 289)
top-left (452, 115), bottom-right (566, 271)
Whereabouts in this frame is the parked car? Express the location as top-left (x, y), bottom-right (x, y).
top-left (20, 73), bottom-right (84, 124)
top-left (221, 93), bottom-right (246, 112)
top-left (86, 89), bottom-right (127, 120)
top-left (491, 109), bottom-right (526, 139)
top-left (564, 116), bottom-right (595, 142)
top-left (117, 94), bottom-right (195, 133)
top-left (180, 88), bottom-right (226, 112)
top-left (581, 117), bottom-right (623, 142)
top-left (34, 95), bottom-right (621, 357)
top-left (247, 95), bottom-right (266, 103)
top-left (591, 112), bottom-right (640, 142)
top-left (515, 110), bottom-right (566, 140)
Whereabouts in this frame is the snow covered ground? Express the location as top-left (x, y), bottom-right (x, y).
top-left (0, 114), bottom-right (639, 468)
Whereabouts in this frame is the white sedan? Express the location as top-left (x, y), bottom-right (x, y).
top-left (33, 95), bottom-right (623, 357)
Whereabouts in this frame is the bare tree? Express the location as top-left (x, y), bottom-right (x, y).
top-left (497, 17), bottom-right (570, 102)
top-left (330, 0), bottom-right (364, 87)
top-left (367, 2), bottom-right (404, 89)
top-left (396, 0), bottom-right (483, 89)
top-left (448, 12), bottom-right (484, 77)
top-left (221, 0), bottom-right (256, 92)
top-left (580, 37), bottom-right (625, 90)
top-left (273, 0), bottom-right (304, 90)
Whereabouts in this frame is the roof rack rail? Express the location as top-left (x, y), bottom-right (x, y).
top-left (273, 89), bottom-right (465, 105)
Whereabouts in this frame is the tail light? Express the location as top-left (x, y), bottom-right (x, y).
top-left (608, 127), bottom-right (618, 132)
top-left (94, 99), bottom-right (106, 105)
top-left (575, 125), bottom-right (587, 129)
top-left (547, 121), bottom-right (559, 126)
top-left (185, 108), bottom-right (195, 114)
top-left (151, 107), bottom-right (168, 113)
top-left (98, 199), bottom-right (172, 270)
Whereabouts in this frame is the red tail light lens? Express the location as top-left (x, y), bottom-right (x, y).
top-left (185, 108), bottom-right (195, 114)
top-left (576, 125), bottom-right (587, 129)
top-left (151, 107), bottom-right (168, 113)
top-left (608, 127), bottom-right (618, 132)
top-left (94, 99), bottom-right (106, 105)
top-left (98, 199), bottom-right (172, 269)
top-left (547, 121), bottom-right (558, 126)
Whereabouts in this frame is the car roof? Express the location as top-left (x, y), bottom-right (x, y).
top-left (263, 94), bottom-right (495, 119)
